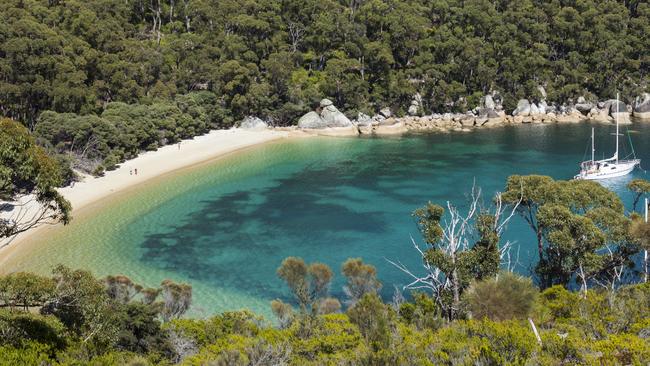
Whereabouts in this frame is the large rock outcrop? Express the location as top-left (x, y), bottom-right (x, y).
top-left (530, 103), bottom-right (541, 115)
top-left (239, 116), bottom-right (268, 130)
top-left (587, 107), bottom-right (611, 123)
top-left (298, 111), bottom-right (326, 129)
top-left (512, 99), bottom-right (531, 116)
top-left (484, 95), bottom-right (496, 110)
top-left (297, 99), bottom-right (353, 129)
top-left (607, 99), bottom-right (631, 124)
top-left (356, 112), bottom-right (373, 126)
top-left (408, 93), bottom-right (422, 116)
top-left (320, 99), bottom-right (353, 127)
top-left (575, 96), bottom-right (594, 114)
top-left (634, 93), bottom-right (650, 119)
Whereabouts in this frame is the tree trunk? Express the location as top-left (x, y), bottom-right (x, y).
top-left (451, 268), bottom-right (460, 319)
top-left (643, 250), bottom-right (648, 283)
top-left (183, 0), bottom-right (190, 32)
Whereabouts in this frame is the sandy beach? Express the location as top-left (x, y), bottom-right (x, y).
top-left (0, 128), bottom-right (302, 267)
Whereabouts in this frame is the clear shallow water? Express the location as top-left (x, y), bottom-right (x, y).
top-left (5, 122), bottom-right (650, 318)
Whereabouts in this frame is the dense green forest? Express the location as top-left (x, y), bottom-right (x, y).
top-left (1, 0), bottom-right (649, 173)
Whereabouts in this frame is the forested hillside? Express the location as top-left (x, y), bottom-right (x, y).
top-left (2, 0), bottom-right (648, 127)
top-left (2, 0), bottom-right (648, 174)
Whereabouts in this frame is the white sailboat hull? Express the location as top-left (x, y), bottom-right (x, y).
top-left (574, 94), bottom-right (641, 181)
top-left (574, 159), bottom-right (640, 180)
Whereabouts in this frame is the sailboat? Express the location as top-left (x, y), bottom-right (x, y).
top-left (574, 94), bottom-right (640, 180)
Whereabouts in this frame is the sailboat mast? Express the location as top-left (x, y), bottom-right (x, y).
top-left (591, 128), bottom-right (595, 162)
top-left (616, 93), bottom-right (620, 164)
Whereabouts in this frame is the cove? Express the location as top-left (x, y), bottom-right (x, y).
top-left (4, 122), bottom-right (649, 319)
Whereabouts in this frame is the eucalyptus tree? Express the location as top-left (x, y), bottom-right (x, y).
top-left (41, 265), bottom-right (119, 351)
top-left (504, 175), bottom-right (640, 291)
top-left (503, 175), bottom-right (624, 261)
top-left (341, 258), bottom-right (382, 306)
top-left (276, 257), bottom-right (338, 315)
top-left (0, 272), bottom-right (55, 310)
top-left (630, 217), bottom-right (650, 283)
top-left (535, 204), bottom-right (606, 291)
top-left (159, 280), bottom-right (193, 322)
top-left (502, 175), bottom-right (555, 260)
top-left (0, 119), bottom-right (71, 244)
top-left (627, 179), bottom-right (650, 212)
top-left (390, 186), bottom-right (519, 320)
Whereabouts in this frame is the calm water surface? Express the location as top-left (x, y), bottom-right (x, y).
top-left (5, 122), bottom-right (650, 318)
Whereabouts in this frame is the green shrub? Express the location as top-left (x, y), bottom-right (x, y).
top-left (463, 272), bottom-right (538, 321)
top-left (290, 313), bottom-right (364, 363)
top-left (0, 341), bottom-right (53, 366)
top-left (589, 334), bottom-right (650, 365)
top-left (0, 310), bottom-right (66, 350)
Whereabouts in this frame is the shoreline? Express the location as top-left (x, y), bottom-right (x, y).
top-left (1, 118), bottom-right (646, 269)
top-left (0, 128), bottom-right (307, 268)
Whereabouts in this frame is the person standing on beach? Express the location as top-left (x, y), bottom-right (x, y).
top-left (135, 168), bottom-right (138, 175)
top-left (130, 169), bottom-right (132, 175)
top-left (178, 142), bottom-right (181, 150)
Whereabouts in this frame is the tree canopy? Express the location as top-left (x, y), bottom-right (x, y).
top-left (0, 118), bottom-right (71, 240)
top-left (1, 0), bottom-right (648, 127)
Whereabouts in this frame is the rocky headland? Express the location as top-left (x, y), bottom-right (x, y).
top-left (240, 91), bottom-right (650, 137)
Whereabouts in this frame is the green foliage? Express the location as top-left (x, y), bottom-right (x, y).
top-left (346, 293), bottom-right (392, 351)
top-left (411, 199), bottom-right (504, 319)
top-left (182, 335), bottom-right (290, 366)
top-left (114, 302), bottom-right (170, 356)
top-left (0, 310), bottom-right (66, 350)
top-left (0, 266), bottom-right (648, 364)
top-left (159, 280), bottom-right (192, 322)
top-left (35, 96), bottom-right (215, 175)
top-left (589, 334), bottom-right (650, 365)
top-left (536, 203), bottom-right (606, 287)
top-left (0, 341), bottom-right (55, 366)
top-left (0, 118), bottom-right (72, 237)
top-left (535, 283), bottom-right (650, 340)
top-left (627, 178), bottom-right (650, 212)
top-left (399, 292), bottom-right (444, 331)
top-left (630, 216), bottom-right (650, 251)
top-left (503, 175), bottom-right (637, 289)
top-left (0, 272), bottom-right (55, 310)
top-left (276, 257), bottom-right (334, 314)
top-left (341, 258), bottom-right (382, 305)
top-left (40, 265), bottom-right (119, 354)
top-left (463, 272), bottom-right (538, 321)
top-left (289, 313), bottom-right (364, 364)
top-left (412, 202), bottom-right (444, 245)
top-left (425, 319), bottom-right (538, 365)
top-left (166, 311), bottom-right (262, 348)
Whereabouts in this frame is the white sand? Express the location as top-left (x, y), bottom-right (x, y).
top-left (57, 128), bottom-right (296, 210)
top-left (0, 128), bottom-right (303, 266)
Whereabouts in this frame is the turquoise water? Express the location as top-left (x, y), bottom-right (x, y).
top-left (6, 122), bottom-right (650, 318)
